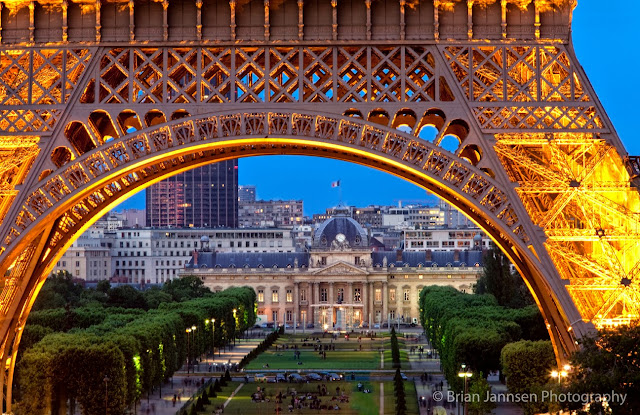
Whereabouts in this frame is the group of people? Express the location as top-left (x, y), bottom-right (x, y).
top-left (252, 387), bottom-right (347, 412)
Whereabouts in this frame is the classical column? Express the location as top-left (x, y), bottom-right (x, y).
top-left (368, 282), bottom-right (374, 326)
top-left (347, 283), bottom-right (353, 306)
top-left (329, 282), bottom-right (334, 327)
top-left (313, 282), bottom-right (320, 326)
top-left (362, 282), bottom-right (367, 324)
top-left (382, 281), bottom-right (388, 327)
top-left (293, 282), bottom-right (300, 322)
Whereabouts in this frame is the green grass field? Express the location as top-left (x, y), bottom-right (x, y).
top-left (245, 334), bottom-right (391, 370)
top-left (223, 381), bottom-right (380, 415)
top-left (215, 381), bottom-right (419, 415)
top-left (245, 349), bottom-right (381, 370)
top-left (382, 338), bottom-right (408, 369)
top-left (383, 381), bottom-right (419, 415)
top-left (196, 381), bottom-right (242, 414)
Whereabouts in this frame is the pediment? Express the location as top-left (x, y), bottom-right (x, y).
top-left (312, 261), bottom-right (368, 275)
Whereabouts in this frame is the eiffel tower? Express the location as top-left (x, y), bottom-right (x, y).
top-left (0, 0), bottom-right (637, 409)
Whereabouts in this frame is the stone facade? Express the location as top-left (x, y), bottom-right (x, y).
top-left (183, 214), bottom-right (482, 329)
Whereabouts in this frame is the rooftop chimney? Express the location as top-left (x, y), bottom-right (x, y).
top-left (193, 249), bottom-right (198, 266)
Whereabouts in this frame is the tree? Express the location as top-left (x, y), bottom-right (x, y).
top-left (96, 279), bottom-right (111, 294)
top-left (143, 286), bottom-right (173, 309)
top-left (107, 285), bottom-right (147, 309)
top-left (163, 275), bottom-right (212, 302)
top-left (501, 340), bottom-right (555, 395)
top-left (32, 271), bottom-right (84, 310)
top-left (78, 288), bottom-right (108, 306)
top-left (501, 340), bottom-right (556, 415)
top-left (467, 375), bottom-right (496, 415)
top-left (563, 325), bottom-right (640, 415)
top-left (474, 249), bottom-right (534, 309)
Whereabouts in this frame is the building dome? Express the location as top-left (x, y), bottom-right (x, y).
top-left (200, 235), bottom-right (211, 251)
top-left (313, 214), bottom-right (369, 248)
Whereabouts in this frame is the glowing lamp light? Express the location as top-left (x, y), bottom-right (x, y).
top-left (458, 364), bottom-right (472, 378)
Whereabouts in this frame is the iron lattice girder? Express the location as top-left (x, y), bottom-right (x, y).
top-left (0, 0), bottom-right (637, 411)
top-left (545, 229), bottom-right (640, 242)
top-left (546, 243), bottom-right (620, 284)
top-left (496, 126), bottom-right (640, 328)
top-left (518, 183), bottom-right (632, 192)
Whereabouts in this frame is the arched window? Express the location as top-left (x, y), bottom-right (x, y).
top-left (392, 108), bottom-right (417, 133)
top-left (145, 109), bottom-right (167, 127)
top-left (368, 108), bottom-right (390, 126)
top-left (51, 146), bottom-right (73, 168)
top-left (65, 121), bottom-right (96, 155)
top-left (89, 110), bottom-right (119, 144)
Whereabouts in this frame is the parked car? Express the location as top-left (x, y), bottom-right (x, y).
top-left (276, 374), bottom-right (287, 382)
top-left (254, 373), bottom-right (267, 382)
top-left (306, 323), bottom-right (315, 329)
top-left (327, 373), bottom-right (342, 381)
top-left (289, 374), bottom-right (305, 383)
top-left (400, 373), bottom-right (408, 381)
top-left (266, 376), bottom-right (277, 383)
top-left (306, 373), bottom-right (323, 381)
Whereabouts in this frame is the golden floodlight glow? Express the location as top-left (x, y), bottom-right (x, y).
top-left (0, 0), bottom-right (619, 411)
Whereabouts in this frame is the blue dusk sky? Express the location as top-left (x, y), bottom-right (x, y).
top-left (116, 1), bottom-right (640, 216)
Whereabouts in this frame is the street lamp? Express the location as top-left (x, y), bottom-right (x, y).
top-left (232, 309), bottom-right (237, 346)
top-left (103, 375), bottom-right (109, 415)
top-left (185, 328), bottom-right (192, 374)
top-left (191, 325), bottom-right (197, 364)
top-left (551, 364), bottom-right (570, 384)
top-left (322, 309), bottom-right (328, 331)
top-left (458, 364), bottom-right (472, 415)
top-left (206, 318), bottom-right (216, 358)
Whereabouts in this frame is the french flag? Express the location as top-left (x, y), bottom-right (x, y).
top-left (331, 180), bottom-right (340, 188)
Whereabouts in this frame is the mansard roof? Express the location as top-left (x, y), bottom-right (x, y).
top-left (186, 252), bottom-right (310, 269)
top-left (371, 250), bottom-right (483, 268)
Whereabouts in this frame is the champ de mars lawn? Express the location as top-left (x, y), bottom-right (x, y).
top-left (219, 381), bottom-right (418, 415)
top-left (244, 333), bottom-right (403, 371)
